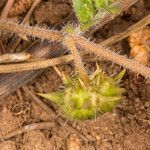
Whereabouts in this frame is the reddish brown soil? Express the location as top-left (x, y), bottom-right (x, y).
top-left (0, 0), bottom-right (150, 149)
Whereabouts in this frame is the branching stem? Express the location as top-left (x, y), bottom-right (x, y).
top-left (64, 36), bottom-right (90, 83)
top-left (0, 20), bottom-right (64, 42)
top-left (74, 36), bottom-right (150, 78)
top-left (0, 14), bottom-right (150, 77)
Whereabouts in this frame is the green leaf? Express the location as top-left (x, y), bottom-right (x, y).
top-left (72, 0), bottom-right (96, 24)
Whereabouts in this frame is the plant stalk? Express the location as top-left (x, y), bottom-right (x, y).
top-left (73, 36), bottom-right (150, 78)
top-left (0, 20), bottom-right (64, 42)
top-left (64, 36), bottom-right (90, 83)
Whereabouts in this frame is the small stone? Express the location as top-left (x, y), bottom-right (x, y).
top-left (128, 114), bottom-right (134, 120)
top-left (140, 106), bottom-right (145, 110)
top-left (96, 135), bottom-right (100, 140)
top-left (35, 82), bottom-right (43, 93)
top-left (144, 102), bottom-right (149, 108)
top-left (138, 110), bottom-right (142, 115)
top-left (67, 134), bottom-right (81, 150)
top-left (135, 98), bottom-right (141, 103)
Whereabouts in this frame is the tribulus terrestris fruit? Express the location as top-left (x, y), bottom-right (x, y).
top-left (38, 67), bottom-right (125, 120)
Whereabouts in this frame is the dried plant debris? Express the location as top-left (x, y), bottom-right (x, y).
top-left (9, 0), bottom-right (34, 17)
top-left (129, 28), bottom-right (150, 65)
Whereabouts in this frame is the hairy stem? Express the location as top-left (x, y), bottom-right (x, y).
top-left (3, 122), bottom-right (55, 140)
top-left (0, 13), bottom-right (149, 77)
top-left (8, 0), bottom-right (42, 52)
top-left (74, 36), bottom-right (150, 78)
top-left (0, 20), bottom-right (64, 42)
top-left (0, 0), bottom-right (139, 43)
top-left (0, 13), bottom-right (150, 77)
top-left (64, 36), bottom-right (90, 83)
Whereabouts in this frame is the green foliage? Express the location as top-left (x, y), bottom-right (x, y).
top-left (72, 0), bottom-right (119, 30)
top-left (95, 0), bottom-right (119, 13)
top-left (38, 67), bottom-right (125, 120)
top-left (72, 0), bottom-right (96, 24)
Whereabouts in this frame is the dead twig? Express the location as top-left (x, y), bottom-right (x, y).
top-left (23, 0), bottom-right (41, 23)
top-left (0, 39), bottom-right (5, 54)
top-left (16, 89), bottom-right (23, 101)
top-left (2, 122), bottom-right (55, 141)
top-left (98, 16), bottom-right (150, 47)
top-left (0, 52), bottom-right (31, 63)
top-left (0, 53), bottom-right (73, 72)
top-left (0, 38), bottom-right (149, 77)
top-left (0, 0), bottom-right (15, 19)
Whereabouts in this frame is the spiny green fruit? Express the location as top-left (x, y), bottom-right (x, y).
top-left (38, 68), bottom-right (125, 120)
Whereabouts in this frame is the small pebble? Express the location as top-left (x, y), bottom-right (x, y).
top-left (140, 106), bottom-right (145, 110)
top-left (144, 102), bottom-right (149, 108)
top-left (67, 134), bottom-right (81, 150)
